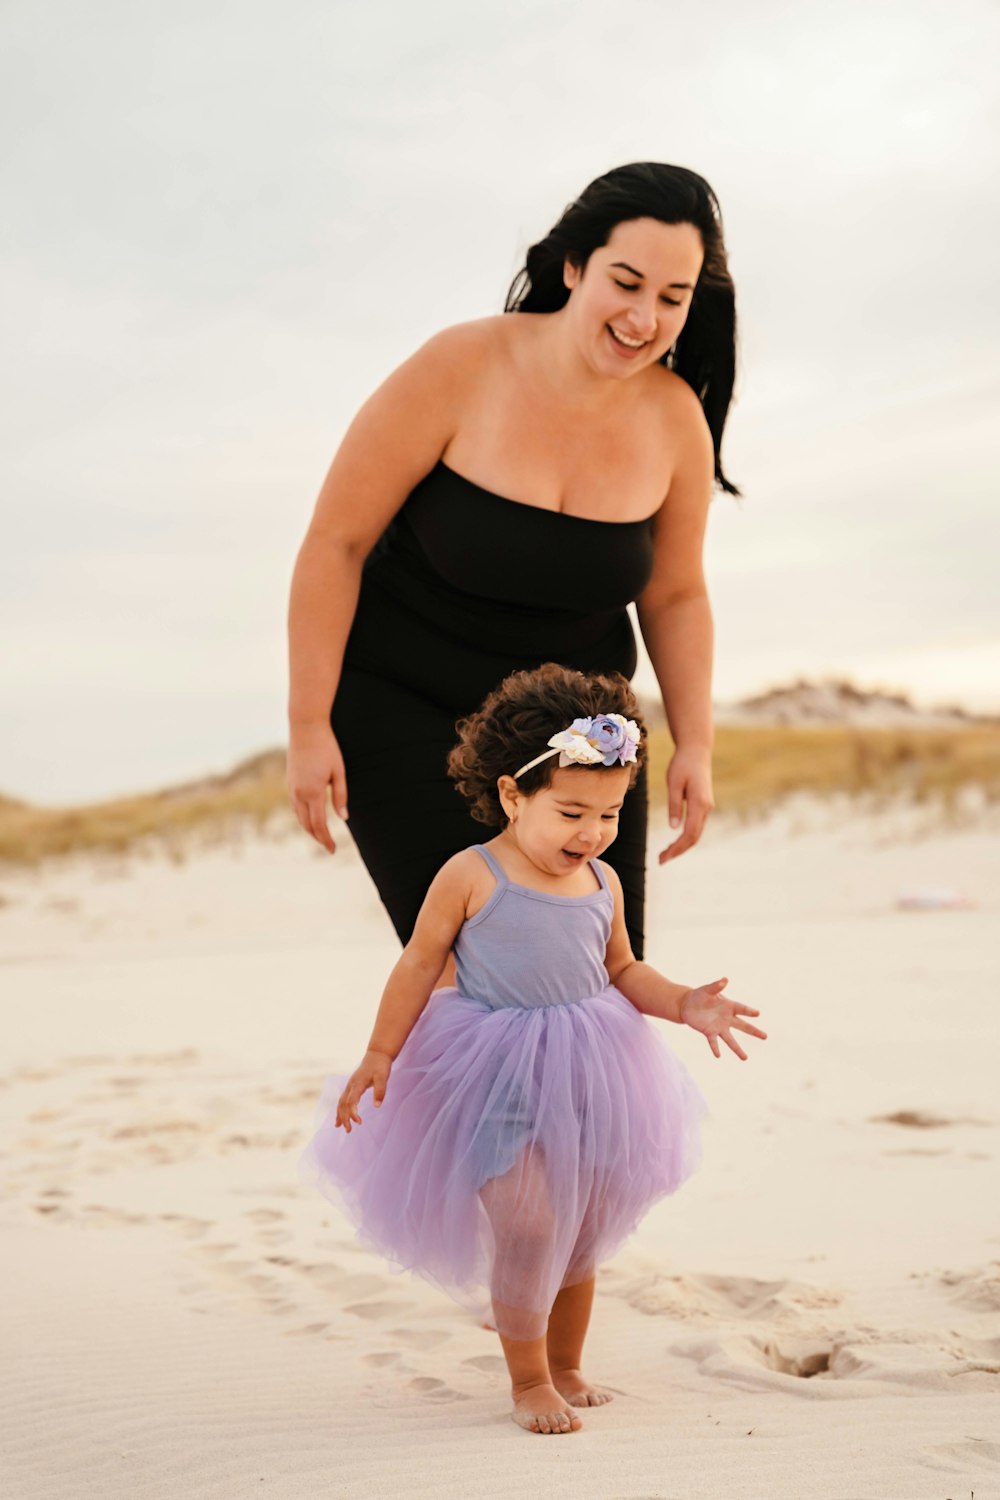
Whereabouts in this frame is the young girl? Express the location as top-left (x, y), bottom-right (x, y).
top-left (298, 663), bottom-right (766, 1436)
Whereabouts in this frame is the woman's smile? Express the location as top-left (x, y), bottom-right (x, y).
top-left (605, 325), bottom-right (653, 360)
top-left (607, 324), bottom-right (649, 350)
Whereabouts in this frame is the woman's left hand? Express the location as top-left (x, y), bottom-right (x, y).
top-left (658, 744), bottom-right (715, 863)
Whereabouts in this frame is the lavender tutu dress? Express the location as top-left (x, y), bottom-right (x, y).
top-left (298, 844), bottom-right (709, 1341)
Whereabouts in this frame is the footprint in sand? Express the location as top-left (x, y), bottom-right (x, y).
top-left (78, 1203), bottom-right (149, 1227)
top-left (937, 1262), bottom-right (1000, 1312)
top-left (157, 1213), bottom-right (211, 1239)
top-left (187, 1243), bottom-right (304, 1319)
top-left (918, 1435), bottom-right (1000, 1478)
top-left (12, 1066), bottom-right (62, 1082)
top-left (32, 1201), bottom-right (73, 1221)
top-left (344, 1299), bottom-right (420, 1319)
top-left (882, 1146), bottom-right (952, 1157)
top-left (244, 1209), bottom-right (293, 1247)
top-left (407, 1376), bottom-right (470, 1403)
top-left (607, 1267), bottom-right (843, 1324)
top-left (297, 1266), bottom-right (386, 1298)
top-left (255, 1228), bottom-right (294, 1246)
top-left (462, 1354), bottom-right (508, 1376)
top-left (387, 1327), bottom-right (451, 1350)
top-left (191, 1245), bottom-right (432, 1325)
top-left (870, 1107), bottom-right (994, 1129)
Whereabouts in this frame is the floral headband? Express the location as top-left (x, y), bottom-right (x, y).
top-left (513, 713), bottom-right (641, 779)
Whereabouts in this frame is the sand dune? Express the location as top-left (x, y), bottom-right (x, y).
top-left (2, 798), bottom-right (999, 1497)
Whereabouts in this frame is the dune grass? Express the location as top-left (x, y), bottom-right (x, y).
top-left (645, 723), bottom-right (1000, 815)
top-left (0, 751), bottom-right (289, 867)
top-left (1, 726), bottom-right (998, 868)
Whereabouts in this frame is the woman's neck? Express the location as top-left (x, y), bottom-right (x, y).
top-left (522, 308), bottom-right (636, 411)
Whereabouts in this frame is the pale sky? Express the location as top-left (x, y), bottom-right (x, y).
top-left (3, 0), bottom-right (998, 804)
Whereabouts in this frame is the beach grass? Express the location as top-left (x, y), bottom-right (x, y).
top-left (645, 723), bottom-right (1000, 815)
top-left (2, 725), bottom-right (999, 868)
top-left (0, 751), bottom-right (289, 867)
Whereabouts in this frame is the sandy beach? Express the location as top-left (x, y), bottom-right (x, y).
top-left (3, 795), bottom-right (999, 1498)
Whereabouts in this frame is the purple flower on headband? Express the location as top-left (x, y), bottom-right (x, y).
top-left (588, 714), bottom-right (640, 766)
top-left (548, 713), bottom-right (640, 769)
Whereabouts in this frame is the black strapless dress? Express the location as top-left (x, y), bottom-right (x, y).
top-left (331, 460), bottom-right (657, 958)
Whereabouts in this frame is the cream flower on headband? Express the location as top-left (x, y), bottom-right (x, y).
top-left (514, 713), bottom-right (641, 779)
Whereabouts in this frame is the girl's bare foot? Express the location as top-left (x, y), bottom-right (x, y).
top-left (551, 1367), bottom-right (614, 1407)
top-left (511, 1381), bottom-right (584, 1434)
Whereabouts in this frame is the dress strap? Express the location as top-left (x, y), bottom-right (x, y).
top-left (591, 858), bottom-right (612, 896)
top-left (472, 844), bottom-right (509, 886)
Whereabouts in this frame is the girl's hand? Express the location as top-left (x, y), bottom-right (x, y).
top-left (658, 744), bottom-right (715, 863)
top-left (335, 1050), bottom-right (393, 1132)
top-left (287, 724), bottom-right (348, 854)
top-left (680, 978), bottom-right (767, 1061)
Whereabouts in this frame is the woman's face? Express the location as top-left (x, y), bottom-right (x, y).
top-left (562, 216), bottom-right (704, 380)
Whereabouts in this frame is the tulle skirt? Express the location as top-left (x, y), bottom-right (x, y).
top-left (297, 983), bottom-right (709, 1341)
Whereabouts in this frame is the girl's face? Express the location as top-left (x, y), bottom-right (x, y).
top-left (497, 765), bottom-right (633, 878)
top-left (562, 216), bottom-right (704, 380)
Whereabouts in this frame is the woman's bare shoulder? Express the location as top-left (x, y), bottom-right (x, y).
top-left (650, 364), bottom-right (703, 411)
top-left (646, 367), bottom-right (713, 467)
top-left (415, 314), bottom-right (511, 372)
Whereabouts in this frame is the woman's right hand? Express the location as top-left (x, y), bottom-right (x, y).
top-left (287, 724), bottom-right (348, 854)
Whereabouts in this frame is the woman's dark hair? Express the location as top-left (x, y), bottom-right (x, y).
top-left (447, 661), bottom-right (647, 827)
top-left (505, 161), bottom-right (741, 498)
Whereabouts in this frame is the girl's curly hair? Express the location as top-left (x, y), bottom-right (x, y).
top-left (447, 662), bottom-right (647, 827)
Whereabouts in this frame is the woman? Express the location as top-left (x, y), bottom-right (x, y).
top-left (286, 160), bottom-right (741, 965)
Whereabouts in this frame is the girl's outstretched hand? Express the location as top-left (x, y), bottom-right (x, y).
top-left (680, 978), bottom-right (767, 1061)
top-left (335, 1049), bottom-right (393, 1132)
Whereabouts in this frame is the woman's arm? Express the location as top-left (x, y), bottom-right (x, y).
top-left (286, 321), bottom-right (486, 848)
top-left (635, 381), bottom-right (718, 861)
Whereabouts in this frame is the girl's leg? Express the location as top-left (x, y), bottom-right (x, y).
top-left (478, 1145), bottom-right (583, 1434)
top-left (548, 1183), bottom-right (615, 1406)
top-left (546, 1275), bottom-right (613, 1407)
top-left (494, 1328), bottom-right (580, 1435)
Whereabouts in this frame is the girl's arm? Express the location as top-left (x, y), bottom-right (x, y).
top-left (335, 856), bottom-right (474, 1132)
top-left (286, 322), bottom-right (485, 848)
top-left (634, 382), bottom-right (717, 861)
top-left (601, 861), bottom-right (767, 1059)
top-left (601, 863), bottom-right (690, 1024)
top-left (363, 854), bottom-right (474, 1061)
